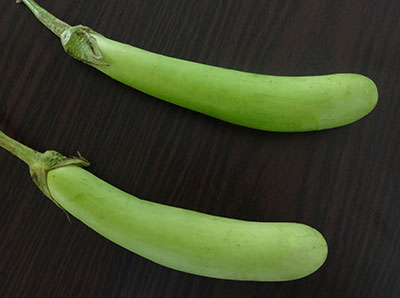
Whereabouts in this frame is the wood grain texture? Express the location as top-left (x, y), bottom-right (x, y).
top-left (0, 0), bottom-right (399, 297)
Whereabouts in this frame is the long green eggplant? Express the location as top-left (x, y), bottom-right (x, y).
top-left (18, 0), bottom-right (378, 132)
top-left (0, 129), bottom-right (328, 281)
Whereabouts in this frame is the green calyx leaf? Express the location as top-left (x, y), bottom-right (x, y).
top-left (61, 25), bottom-right (109, 66)
top-left (29, 150), bottom-right (90, 208)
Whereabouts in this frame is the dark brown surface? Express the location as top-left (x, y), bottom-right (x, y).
top-left (0, 0), bottom-right (399, 297)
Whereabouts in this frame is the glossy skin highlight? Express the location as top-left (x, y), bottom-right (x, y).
top-left (19, 0), bottom-right (378, 132)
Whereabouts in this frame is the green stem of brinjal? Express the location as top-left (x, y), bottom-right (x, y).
top-left (0, 129), bottom-right (39, 166)
top-left (17, 0), bottom-right (70, 38)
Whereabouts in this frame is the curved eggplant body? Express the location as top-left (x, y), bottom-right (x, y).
top-left (48, 166), bottom-right (328, 281)
top-left (94, 35), bottom-right (378, 132)
top-left (19, 0), bottom-right (378, 132)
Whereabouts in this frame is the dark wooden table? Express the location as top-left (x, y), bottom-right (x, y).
top-left (1, 0), bottom-right (399, 297)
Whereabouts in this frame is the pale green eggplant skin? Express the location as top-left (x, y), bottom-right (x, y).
top-left (19, 0), bottom-right (378, 132)
top-left (94, 35), bottom-right (378, 132)
top-left (47, 165), bottom-right (328, 281)
top-left (0, 130), bottom-right (327, 281)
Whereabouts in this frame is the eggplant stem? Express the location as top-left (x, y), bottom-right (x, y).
top-left (17, 0), bottom-right (71, 38)
top-left (0, 130), bottom-right (38, 167)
